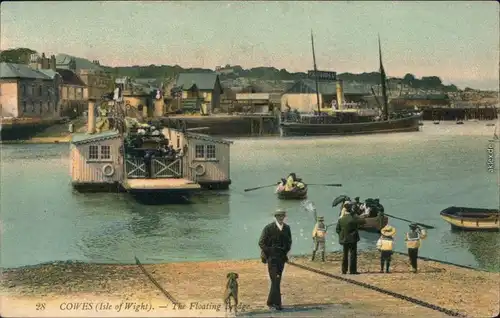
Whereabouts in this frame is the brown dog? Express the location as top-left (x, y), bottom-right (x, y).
top-left (224, 272), bottom-right (239, 314)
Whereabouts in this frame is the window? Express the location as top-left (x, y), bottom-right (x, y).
top-left (195, 144), bottom-right (205, 159)
top-left (88, 145), bottom-right (111, 161)
top-left (22, 101), bottom-right (27, 112)
top-left (39, 85), bottom-right (43, 96)
top-left (48, 101), bottom-right (51, 112)
top-left (89, 145), bottom-right (99, 159)
top-left (194, 144), bottom-right (217, 160)
top-left (100, 145), bottom-right (111, 159)
top-left (206, 145), bottom-right (216, 159)
top-left (21, 84), bottom-right (26, 95)
top-left (31, 102), bottom-right (35, 112)
top-left (39, 102), bottom-right (43, 114)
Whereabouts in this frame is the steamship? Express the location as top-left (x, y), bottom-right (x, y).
top-left (279, 34), bottom-right (420, 137)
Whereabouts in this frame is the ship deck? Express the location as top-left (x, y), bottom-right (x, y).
top-left (121, 178), bottom-right (201, 191)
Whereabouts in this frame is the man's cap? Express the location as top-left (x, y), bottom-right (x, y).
top-left (317, 216), bottom-right (324, 221)
top-left (273, 209), bottom-right (287, 216)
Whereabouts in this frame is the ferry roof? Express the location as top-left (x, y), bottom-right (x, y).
top-left (185, 132), bottom-right (233, 145)
top-left (71, 130), bottom-right (121, 145)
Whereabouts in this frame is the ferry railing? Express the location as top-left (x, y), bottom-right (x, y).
top-left (151, 158), bottom-right (183, 178)
top-left (125, 158), bottom-right (147, 178)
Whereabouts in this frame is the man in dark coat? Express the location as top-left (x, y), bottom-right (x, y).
top-left (336, 206), bottom-right (366, 274)
top-left (258, 209), bottom-right (292, 311)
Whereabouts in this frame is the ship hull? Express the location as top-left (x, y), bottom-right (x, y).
top-left (280, 115), bottom-right (420, 136)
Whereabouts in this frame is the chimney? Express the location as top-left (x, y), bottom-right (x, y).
top-left (41, 53), bottom-right (49, 69)
top-left (29, 53), bottom-right (40, 70)
top-left (336, 80), bottom-right (344, 110)
top-left (50, 55), bottom-right (56, 71)
top-left (87, 99), bottom-right (96, 134)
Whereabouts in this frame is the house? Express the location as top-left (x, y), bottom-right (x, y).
top-left (56, 54), bottom-right (113, 100)
top-left (175, 73), bottom-right (223, 114)
top-left (57, 68), bottom-right (88, 117)
top-left (280, 79), bottom-right (371, 113)
top-left (0, 62), bottom-right (60, 118)
top-left (115, 77), bottom-right (155, 117)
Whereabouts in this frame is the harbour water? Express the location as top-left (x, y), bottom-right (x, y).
top-left (1, 121), bottom-right (499, 271)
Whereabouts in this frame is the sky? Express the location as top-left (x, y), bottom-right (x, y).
top-left (1, 1), bottom-right (498, 90)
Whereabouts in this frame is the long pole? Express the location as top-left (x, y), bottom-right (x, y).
top-left (378, 34), bottom-right (389, 120)
top-left (311, 30), bottom-right (322, 115)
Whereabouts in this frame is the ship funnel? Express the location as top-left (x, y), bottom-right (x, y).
top-left (336, 80), bottom-right (344, 110)
top-left (87, 100), bottom-right (96, 134)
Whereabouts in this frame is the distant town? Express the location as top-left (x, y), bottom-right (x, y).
top-left (0, 47), bottom-right (498, 125)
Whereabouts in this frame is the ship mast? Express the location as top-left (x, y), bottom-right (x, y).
top-left (311, 30), bottom-right (322, 115)
top-left (378, 34), bottom-right (389, 120)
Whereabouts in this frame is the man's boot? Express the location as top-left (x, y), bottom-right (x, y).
top-left (385, 261), bottom-right (390, 273)
top-left (311, 251), bottom-right (316, 261)
top-left (321, 251), bottom-right (325, 262)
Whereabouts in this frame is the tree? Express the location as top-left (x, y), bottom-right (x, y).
top-left (421, 76), bottom-right (442, 87)
top-left (0, 48), bottom-right (37, 64)
top-left (402, 73), bottom-right (416, 84)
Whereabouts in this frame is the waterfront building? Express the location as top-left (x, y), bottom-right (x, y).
top-left (175, 73), bottom-right (223, 114)
top-left (56, 54), bottom-right (113, 100)
top-left (0, 62), bottom-right (60, 118)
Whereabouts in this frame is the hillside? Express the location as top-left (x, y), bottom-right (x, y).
top-left (1, 47), bottom-right (461, 92)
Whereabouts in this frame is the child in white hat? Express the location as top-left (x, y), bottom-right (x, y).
top-left (377, 225), bottom-right (396, 273)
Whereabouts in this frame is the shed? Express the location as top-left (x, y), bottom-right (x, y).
top-left (70, 130), bottom-right (123, 191)
top-left (162, 127), bottom-right (232, 189)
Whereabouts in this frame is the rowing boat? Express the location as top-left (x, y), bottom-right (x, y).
top-left (359, 215), bottom-right (389, 233)
top-left (440, 206), bottom-right (499, 231)
top-left (276, 185), bottom-right (308, 200)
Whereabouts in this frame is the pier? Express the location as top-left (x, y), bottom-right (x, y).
top-left (160, 114), bottom-right (279, 137)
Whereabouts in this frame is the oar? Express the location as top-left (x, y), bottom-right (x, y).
top-left (307, 183), bottom-right (342, 187)
top-left (244, 184), bottom-right (277, 192)
top-left (385, 213), bottom-right (435, 229)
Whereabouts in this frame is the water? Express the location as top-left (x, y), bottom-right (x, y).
top-left (1, 121), bottom-right (499, 271)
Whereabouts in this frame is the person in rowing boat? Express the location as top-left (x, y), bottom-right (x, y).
top-left (294, 178), bottom-right (305, 189)
top-left (405, 223), bottom-right (427, 273)
top-left (284, 173), bottom-right (297, 191)
top-left (276, 178), bottom-right (287, 193)
top-left (359, 200), bottom-right (371, 218)
top-left (340, 201), bottom-right (352, 217)
top-left (352, 197), bottom-right (361, 215)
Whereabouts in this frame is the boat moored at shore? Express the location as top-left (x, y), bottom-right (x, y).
top-left (440, 206), bottom-right (500, 231)
top-left (280, 114), bottom-right (420, 136)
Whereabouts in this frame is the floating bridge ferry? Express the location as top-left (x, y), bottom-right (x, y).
top-left (69, 100), bottom-right (232, 202)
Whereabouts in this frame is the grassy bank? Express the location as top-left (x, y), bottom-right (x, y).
top-left (1, 251), bottom-right (497, 317)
